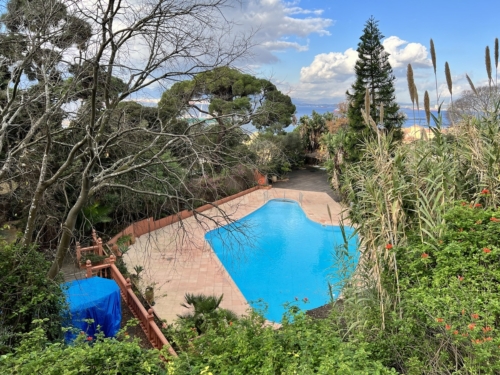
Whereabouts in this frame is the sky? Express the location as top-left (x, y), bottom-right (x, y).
top-left (229, 0), bottom-right (500, 106)
top-left (1, 0), bottom-right (498, 107)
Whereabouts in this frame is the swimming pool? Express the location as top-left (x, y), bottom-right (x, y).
top-left (205, 199), bottom-right (358, 322)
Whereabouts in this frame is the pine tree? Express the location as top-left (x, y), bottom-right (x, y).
top-left (346, 16), bottom-right (404, 161)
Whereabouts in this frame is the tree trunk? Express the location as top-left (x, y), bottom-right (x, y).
top-left (20, 131), bottom-right (51, 247)
top-left (47, 176), bottom-right (90, 279)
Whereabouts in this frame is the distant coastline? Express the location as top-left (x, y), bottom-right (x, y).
top-left (293, 103), bottom-right (450, 129)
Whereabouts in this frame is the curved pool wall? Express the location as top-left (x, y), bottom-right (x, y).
top-left (205, 199), bottom-right (359, 322)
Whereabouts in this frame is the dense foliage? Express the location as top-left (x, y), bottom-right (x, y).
top-left (167, 307), bottom-right (396, 374)
top-left (0, 321), bottom-right (166, 374)
top-left (0, 241), bottom-right (65, 353)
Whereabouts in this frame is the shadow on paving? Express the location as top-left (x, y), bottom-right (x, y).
top-left (272, 166), bottom-right (340, 202)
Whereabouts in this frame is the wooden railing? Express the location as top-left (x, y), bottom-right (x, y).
top-left (85, 256), bottom-right (177, 357)
top-left (76, 229), bottom-right (104, 267)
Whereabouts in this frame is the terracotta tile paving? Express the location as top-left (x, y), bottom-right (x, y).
top-left (123, 188), bottom-right (344, 324)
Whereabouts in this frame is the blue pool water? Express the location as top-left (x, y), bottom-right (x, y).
top-left (205, 199), bottom-right (358, 322)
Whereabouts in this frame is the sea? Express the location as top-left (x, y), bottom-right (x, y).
top-left (292, 104), bottom-right (450, 130)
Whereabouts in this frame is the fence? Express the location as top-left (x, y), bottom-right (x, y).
top-left (85, 256), bottom-right (177, 357)
top-left (76, 229), bottom-right (104, 267)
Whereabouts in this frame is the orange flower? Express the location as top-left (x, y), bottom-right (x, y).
top-left (483, 248), bottom-right (491, 254)
top-left (468, 323), bottom-right (476, 330)
top-left (473, 339), bottom-right (483, 344)
top-left (475, 203), bottom-right (482, 208)
top-left (461, 202), bottom-right (467, 206)
top-left (421, 253), bottom-right (429, 259)
top-left (471, 313), bottom-right (479, 320)
top-left (385, 244), bottom-right (393, 250)
top-left (462, 309), bottom-right (465, 316)
top-left (481, 189), bottom-right (490, 195)
top-left (87, 336), bottom-right (92, 341)
top-left (462, 333), bottom-right (469, 337)
top-left (490, 217), bottom-right (500, 222)
top-left (482, 326), bottom-right (492, 333)
top-left (436, 318), bottom-right (444, 323)
top-left (485, 337), bottom-right (493, 342)
top-left (229, 321), bottom-right (233, 326)
top-left (453, 330), bottom-right (459, 335)
top-left (445, 324), bottom-right (451, 330)
top-left (458, 275), bottom-right (464, 281)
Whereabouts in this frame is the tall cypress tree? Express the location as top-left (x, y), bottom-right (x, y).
top-left (346, 16), bottom-right (404, 161)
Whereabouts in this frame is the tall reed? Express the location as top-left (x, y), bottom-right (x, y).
top-left (445, 62), bottom-right (453, 124)
top-left (495, 38), bottom-right (499, 86)
top-left (407, 64), bottom-right (416, 124)
top-left (486, 46), bottom-right (492, 88)
top-left (430, 39), bottom-right (438, 105)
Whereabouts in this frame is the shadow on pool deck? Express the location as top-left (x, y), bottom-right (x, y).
top-left (272, 166), bottom-right (340, 202)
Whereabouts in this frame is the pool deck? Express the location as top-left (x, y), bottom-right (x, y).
top-left (123, 188), bottom-right (345, 324)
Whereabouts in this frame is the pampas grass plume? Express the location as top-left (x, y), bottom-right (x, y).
top-left (486, 46), bottom-right (492, 83)
top-left (407, 64), bottom-right (415, 104)
top-left (445, 62), bottom-right (452, 96)
top-left (466, 74), bottom-right (478, 96)
top-left (495, 38), bottom-right (499, 69)
top-left (424, 90), bottom-right (430, 125)
top-left (430, 39), bottom-right (437, 74)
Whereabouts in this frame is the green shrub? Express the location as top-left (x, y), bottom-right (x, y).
top-left (0, 241), bottom-right (66, 353)
top-left (169, 306), bottom-right (396, 374)
top-left (375, 203), bottom-right (500, 373)
top-left (0, 320), bottom-right (166, 374)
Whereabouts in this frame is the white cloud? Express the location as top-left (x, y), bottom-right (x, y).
top-left (228, 0), bottom-right (333, 63)
top-left (299, 48), bottom-right (358, 82)
top-left (262, 40), bottom-right (310, 52)
top-left (294, 36), bottom-right (432, 103)
top-left (382, 36), bottom-right (431, 69)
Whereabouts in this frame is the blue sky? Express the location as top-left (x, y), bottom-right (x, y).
top-left (1, 0), bottom-right (497, 107)
top-left (236, 0), bottom-right (500, 105)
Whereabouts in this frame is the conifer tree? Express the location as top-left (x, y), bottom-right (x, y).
top-left (346, 16), bottom-right (404, 161)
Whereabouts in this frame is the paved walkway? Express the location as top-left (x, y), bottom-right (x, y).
top-left (124, 188), bottom-right (344, 324)
top-left (273, 166), bottom-right (341, 202)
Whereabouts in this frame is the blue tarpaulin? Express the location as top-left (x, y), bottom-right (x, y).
top-left (63, 277), bottom-right (121, 342)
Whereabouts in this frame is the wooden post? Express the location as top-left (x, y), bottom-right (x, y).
top-left (147, 308), bottom-right (154, 340)
top-left (125, 278), bottom-right (132, 305)
top-left (97, 238), bottom-right (103, 256)
top-left (85, 260), bottom-right (92, 278)
top-left (92, 229), bottom-right (98, 246)
top-left (109, 255), bottom-right (116, 279)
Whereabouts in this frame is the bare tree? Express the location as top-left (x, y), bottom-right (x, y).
top-left (0, 0), bottom-right (255, 278)
top-left (447, 85), bottom-right (500, 123)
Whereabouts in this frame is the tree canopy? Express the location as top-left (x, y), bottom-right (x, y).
top-left (159, 67), bottom-right (296, 133)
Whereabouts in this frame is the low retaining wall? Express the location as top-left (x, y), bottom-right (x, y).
top-left (108, 185), bottom-right (271, 249)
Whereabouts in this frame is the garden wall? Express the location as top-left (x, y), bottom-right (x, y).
top-left (108, 183), bottom-right (270, 249)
